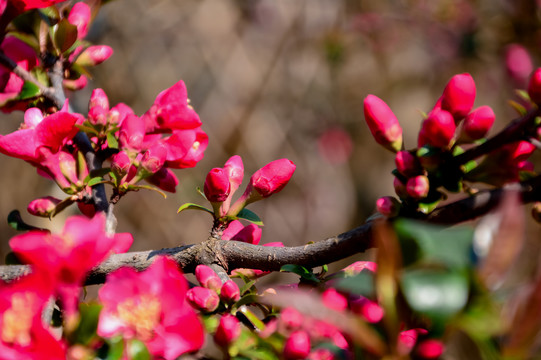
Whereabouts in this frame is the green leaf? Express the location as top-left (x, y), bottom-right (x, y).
top-left (7, 210), bottom-right (41, 231)
top-left (236, 208), bottom-right (264, 226)
top-left (335, 270), bottom-right (375, 298)
top-left (177, 202), bottom-right (213, 215)
top-left (280, 264), bottom-right (320, 283)
top-left (196, 186), bottom-right (207, 200)
top-left (516, 89), bottom-right (531, 102)
top-left (87, 177), bottom-right (107, 187)
top-left (54, 19), bottom-right (78, 53)
top-left (38, 6), bottom-right (60, 26)
top-left (17, 81), bottom-right (41, 100)
top-left (127, 339), bottom-right (151, 360)
top-left (401, 268), bottom-right (469, 322)
top-left (104, 336), bottom-right (125, 360)
top-left (107, 132), bottom-right (119, 149)
top-left (75, 123), bottom-right (100, 136)
top-left (240, 279), bottom-right (257, 296)
top-left (508, 99), bottom-right (528, 116)
top-left (70, 303), bottom-right (102, 345)
top-left (127, 184), bottom-right (167, 199)
top-left (393, 219), bottom-right (474, 269)
top-left (231, 294), bottom-right (261, 312)
top-left (237, 305), bottom-right (266, 331)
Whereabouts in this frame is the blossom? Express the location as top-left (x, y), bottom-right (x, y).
top-left (75, 45), bottom-right (113, 67)
top-left (406, 175), bottom-right (430, 199)
top-left (376, 196), bottom-right (400, 217)
top-left (195, 265), bottom-right (222, 292)
top-left (363, 95), bottom-right (403, 152)
top-left (8, 0), bottom-right (65, 12)
top-left (505, 44), bottom-right (533, 86)
top-left (98, 256), bottom-right (204, 359)
top-left (186, 287), bottom-right (220, 313)
top-left (9, 214), bottom-right (133, 317)
top-left (27, 196), bottom-right (61, 217)
top-left (220, 280), bottom-right (240, 303)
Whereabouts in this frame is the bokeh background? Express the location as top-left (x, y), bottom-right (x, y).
top-left (2, 0), bottom-right (541, 274)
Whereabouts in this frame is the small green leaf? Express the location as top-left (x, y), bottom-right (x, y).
top-left (237, 305), bottom-right (266, 331)
top-left (104, 336), bottom-right (125, 360)
top-left (280, 264), bottom-right (320, 283)
top-left (87, 177), bottom-right (107, 187)
top-left (54, 19), bottom-right (78, 53)
top-left (38, 6), bottom-right (60, 26)
top-left (70, 303), bottom-right (102, 345)
top-left (335, 270), bottom-right (375, 298)
top-left (236, 208), bottom-right (264, 226)
top-left (177, 202), bottom-right (214, 215)
top-left (516, 89), bottom-right (531, 102)
top-left (17, 81), bottom-right (41, 100)
top-left (401, 268), bottom-right (469, 321)
top-left (508, 100), bottom-right (528, 116)
top-left (196, 186), bottom-right (207, 199)
top-left (232, 294), bottom-right (261, 312)
top-left (107, 132), bottom-right (119, 149)
top-left (7, 210), bottom-right (41, 231)
top-left (240, 279), bottom-right (257, 296)
top-left (75, 123), bottom-right (100, 135)
top-left (127, 339), bottom-right (151, 360)
top-left (127, 185), bottom-right (167, 199)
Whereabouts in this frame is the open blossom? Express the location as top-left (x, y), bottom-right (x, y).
top-left (98, 256), bottom-right (204, 359)
top-left (363, 94), bottom-right (403, 152)
top-left (0, 273), bottom-right (65, 359)
top-left (9, 214), bottom-right (133, 317)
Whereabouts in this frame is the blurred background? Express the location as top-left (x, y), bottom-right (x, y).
top-left (2, 0), bottom-right (541, 274)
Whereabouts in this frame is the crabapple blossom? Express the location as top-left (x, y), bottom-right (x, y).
top-left (460, 105), bottom-right (495, 141)
top-left (195, 265), bottom-right (222, 292)
top-left (214, 314), bottom-right (241, 347)
top-left (440, 73), bottom-right (476, 120)
top-left (220, 280), bottom-right (240, 303)
top-left (363, 94), bottom-right (403, 152)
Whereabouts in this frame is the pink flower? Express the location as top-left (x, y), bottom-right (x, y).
top-left (0, 37), bottom-right (38, 109)
top-left (222, 220), bottom-right (262, 245)
top-left (98, 256), bottom-right (204, 359)
top-left (406, 175), bottom-right (430, 199)
top-left (145, 167), bottom-right (179, 193)
top-left (0, 107), bottom-right (80, 162)
top-left (195, 265), bottom-right (222, 292)
top-left (214, 314), bottom-right (241, 348)
top-left (9, 214), bottom-right (133, 317)
top-left (9, 0), bottom-right (65, 12)
top-left (0, 273), bottom-right (65, 359)
top-left (204, 167), bottom-right (230, 203)
top-left (248, 159), bottom-right (296, 199)
top-left (163, 128), bottom-right (208, 169)
top-left (440, 73), bottom-right (476, 120)
top-left (418, 109), bottom-right (456, 148)
top-left (363, 95), bottom-right (403, 152)
top-left (341, 261), bottom-right (377, 276)
top-left (397, 329), bottom-right (418, 355)
top-left (528, 68), bottom-right (541, 104)
top-left (284, 330), bottom-right (311, 360)
top-left (75, 45), bottom-right (113, 67)
top-left (119, 114), bottom-right (146, 150)
top-left (68, 2), bottom-right (91, 39)
top-left (220, 280), bottom-right (240, 303)
top-left (27, 196), bottom-right (61, 217)
top-left (460, 105), bottom-right (495, 141)
top-left (186, 287), bottom-right (220, 313)
top-left (280, 307), bottom-right (304, 332)
top-left (111, 151), bottom-right (131, 177)
top-left (140, 142), bottom-right (167, 174)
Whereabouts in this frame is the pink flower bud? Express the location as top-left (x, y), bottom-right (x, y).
top-left (363, 94), bottom-right (403, 152)
top-left (397, 329), bottom-right (418, 355)
top-left (395, 150), bottom-right (421, 177)
top-left (419, 109), bottom-right (456, 149)
top-left (76, 45), bottom-right (113, 67)
top-left (249, 159), bottom-right (296, 199)
top-left (195, 265), bottom-right (222, 292)
top-left (460, 105), bottom-right (495, 141)
top-left (321, 288), bottom-right (348, 312)
top-left (416, 339), bottom-right (445, 359)
top-left (88, 106), bottom-right (108, 126)
top-left (111, 151), bottom-right (131, 177)
top-left (63, 75), bottom-right (88, 91)
top-left (220, 280), bottom-right (240, 303)
top-left (440, 73), bottom-right (476, 120)
top-left (528, 68), bottom-right (541, 104)
top-left (145, 168), bottom-right (179, 193)
top-left (350, 297), bottom-right (384, 323)
top-left (224, 155), bottom-right (244, 194)
top-left (204, 168), bottom-right (230, 202)
top-left (214, 314), bottom-right (241, 347)
top-left (222, 221), bottom-right (262, 244)
top-left (186, 287), bottom-right (219, 313)
top-left (376, 196), bottom-right (400, 217)
top-left (406, 175), bottom-right (430, 199)
top-left (393, 177), bottom-right (408, 198)
top-left (68, 2), bottom-right (91, 39)
top-left (89, 88), bottom-right (109, 114)
top-left (280, 307), bottom-right (304, 331)
top-left (341, 261), bottom-right (377, 276)
top-left (59, 151), bottom-right (79, 184)
top-left (119, 114), bottom-right (145, 150)
top-left (505, 44), bottom-right (533, 86)
top-left (283, 330), bottom-right (311, 360)
top-left (141, 143), bottom-right (167, 174)
top-left (27, 196), bottom-right (61, 217)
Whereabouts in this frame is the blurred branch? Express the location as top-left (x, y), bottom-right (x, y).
top-left (2, 174), bottom-right (541, 284)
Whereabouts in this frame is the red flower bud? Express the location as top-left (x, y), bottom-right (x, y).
top-left (214, 314), bottom-right (241, 348)
top-left (195, 265), bottom-right (222, 292)
top-left (280, 307), bottom-right (304, 331)
top-left (111, 151), bottom-right (131, 177)
top-left (63, 75), bottom-right (88, 91)
top-left (416, 339), bottom-right (445, 359)
top-left (145, 168), bottom-right (179, 193)
top-left (220, 280), bottom-right (240, 303)
top-left (395, 150), bottom-right (421, 177)
top-left (321, 288), bottom-right (347, 312)
top-left (186, 287), bottom-right (219, 313)
top-left (418, 109), bottom-right (456, 148)
top-left (27, 196), bottom-right (61, 217)
top-left (505, 44), bottom-right (533, 86)
top-left (283, 330), bottom-right (311, 360)
top-left (350, 297), bottom-right (384, 323)
top-left (141, 143), bottom-right (167, 174)
top-left (376, 196), bottom-right (400, 217)
top-left (461, 105), bottom-right (495, 141)
top-left (68, 2), bottom-right (91, 39)
top-left (363, 95), bottom-right (403, 152)
top-left (222, 221), bottom-right (262, 245)
top-left (406, 175), bottom-right (430, 199)
top-left (119, 114), bottom-right (145, 150)
top-left (89, 88), bottom-right (109, 114)
top-left (528, 68), bottom-right (541, 104)
top-left (249, 159), bottom-right (296, 198)
top-left (441, 73), bottom-right (476, 120)
top-left (224, 155), bottom-right (244, 194)
top-left (76, 45), bottom-right (113, 67)
top-left (204, 167), bottom-right (231, 203)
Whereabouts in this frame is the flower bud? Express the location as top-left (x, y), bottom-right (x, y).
top-left (145, 168), bottom-right (179, 193)
top-left (283, 330), bottom-right (311, 360)
top-left (88, 106), bottom-right (108, 126)
top-left (505, 44), bottom-right (533, 86)
top-left (68, 2), bottom-right (91, 39)
top-left (63, 75), bottom-right (88, 91)
top-left (460, 105), bottom-right (495, 141)
top-left (224, 155), bottom-right (244, 194)
top-left (140, 143), bottom-right (167, 174)
top-left (406, 175), bottom-right (430, 199)
top-left (76, 45), bottom-right (113, 67)
top-left (398, 329), bottom-right (418, 355)
top-left (528, 68), bottom-right (541, 104)
top-left (280, 307), bottom-right (304, 331)
top-left (441, 73), bottom-right (476, 120)
top-left (89, 88), bottom-right (109, 114)
top-left (363, 94), bottom-right (403, 152)
top-left (59, 151), bottom-right (79, 184)
top-left (321, 288), bottom-right (347, 312)
top-left (220, 280), bottom-right (240, 303)
top-left (416, 339), bottom-right (445, 359)
top-left (111, 151), bottom-right (131, 177)
top-left (419, 109), bottom-right (456, 149)
top-left (186, 287), bottom-right (219, 313)
top-left (214, 314), bottom-right (241, 348)
top-left (350, 297), bottom-right (384, 323)
top-left (195, 265), bottom-right (222, 292)
top-left (222, 221), bottom-right (262, 245)
top-left (204, 168), bottom-right (230, 203)
top-left (395, 150), bottom-right (421, 177)
top-left (341, 261), bottom-right (377, 276)
top-left (119, 114), bottom-right (145, 150)
top-left (376, 196), bottom-right (400, 217)
top-left (249, 159), bottom-right (296, 199)
top-left (27, 196), bottom-right (61, 217)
